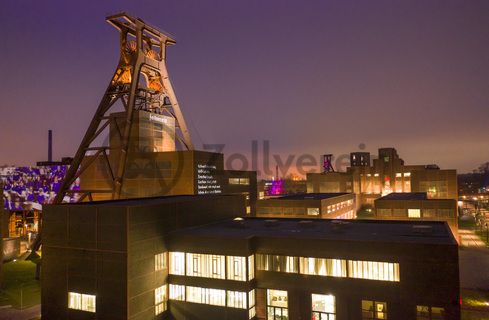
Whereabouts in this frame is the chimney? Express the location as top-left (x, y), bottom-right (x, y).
top-left (48, 130), bottom-right (53, 162)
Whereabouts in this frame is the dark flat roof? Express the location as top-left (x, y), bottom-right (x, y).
top-left (276, 193), bottom-right (350, 200)
top-left (168, 217), bottom-right (456, 245)
top-left (49, 194), bottom-right (240, 207)
top-left (377, 192), bottom-right (428, 201)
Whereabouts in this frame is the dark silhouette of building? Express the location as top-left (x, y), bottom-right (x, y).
top-left (42, 195), bottom-right (460, 320)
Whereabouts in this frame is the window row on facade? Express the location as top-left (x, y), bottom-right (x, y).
top-left (169, 252), bottom-right (255, 281)
top-left (228, 177), bottom-right (250, 185)
top-left (326, 199), bottom-right (354, 214)
top-left (377, 208), bottom-right (455, 219)
top-left (67, 288), bottom-right (445, 320)
top-left (256, 255), bottom-right (400, 282)
top-left (169, 285), bottom-right (256, 319)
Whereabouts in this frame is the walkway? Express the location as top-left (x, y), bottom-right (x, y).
top-left (459, 229), bottom-right (486, 247)
top-left (0, 304), bottom-right (40, 320)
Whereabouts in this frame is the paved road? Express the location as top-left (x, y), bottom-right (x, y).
top-left (459, 229), bottom-right (486, 247)
top-left (459, 246), bottom-right (489, 290)
top-left (0, 305), bottom-right (40, 320)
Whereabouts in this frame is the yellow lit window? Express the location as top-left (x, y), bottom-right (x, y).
top-left (299, 257), bottom-right (347, 277)
top-left (312, 293), bottom-right (335, 319)
top-left (227, 290), bottom-right (247, 309)
top-left (248, 290), bottom-right (256, 319)
top-left (248, 255), bottom-right (255, 280)
top-left (256, 254), bottom-right (298, 273)
top-left (408, 209), bottom-right (421, 218)
top-left (68, 292), bottom-right (96, 313)
top-left (155, 252), bottom-right (167, 271)
top-left (362, 300), bottom-right (387, 319)
top-left (155, 285), bottom-right (167, 315)
top-left (169, 284), bottom-right (185, 301)
top-left (227, 256), bottom-right (247, 281)
top-left (267, 289), bottom-right (288, 319)
top-left (169, 252), bottom-right (185, 275)
top-left (186, 253), bottom-right (226, 279)
top-left (307, 207), bottom-right (320, 216)
top-left (186, 286), bottom-right (225, 306)
top-left (348, 260), bottom-right (400, 282)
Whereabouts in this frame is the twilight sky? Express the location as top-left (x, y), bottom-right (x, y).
top-left (1, 0), bottom-right (488, 175)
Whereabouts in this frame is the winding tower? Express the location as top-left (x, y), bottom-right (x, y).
top-left (55, 12), bottom-right (193, 204)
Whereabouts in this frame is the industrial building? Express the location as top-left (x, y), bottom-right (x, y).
top-left (307, 148), bottom-right (457, 208)
top-left (257, 179), bottom-right (307, 199)
top-left (51, 13), bottom-right (258, 209)
top-left (42, 195), bottom-right (460, 320)
top-left (79, 145), bottom-right (257, 214)
top-left (374, 192), bottom-right (458, 238)
top-left (256, 193), bottom-right (356, 219)
top-left (41, 194), bottom-right (246, 319)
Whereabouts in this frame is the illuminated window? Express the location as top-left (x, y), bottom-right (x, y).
top-left (267, 289), bottom-right (288, 320)
top-left (155, 252), bottom-right (167, 271)
top-left (169, 284), bottom-right (185, 301)
top-left (227, 256), bottom-right (247, 281)
top-left (169, 252), bottom-right (185, 275)
top-left (248, 255), bottom-right (255, 280)
top-left (404, 172), bottom-right (411, 177)
top-left (299, 258), bottom-right (347, 277)
top-left (312, 294), bottom-right (335, 320)
top-left (186, 253), bottom-right (225, 279)
top-left (362, 300), bottom-right (387, 319)
top-left (68, 292), bottom-right (96, 313)
top-left (408, 209), bottom-right (421, 218)
top-left (307, 208), bottom-right (320, 216)
top-left (229, 178), bottom-right (250, 185)
top-left (227, 290), bottom-right (247, 309)
top-left (416, 305), bottom-right (445, 319)
top-left (395, 173), bottom-right (402, 178)
top-left (256, 254), bottom-right (298, 273)
top-left (186, 286), bottom-right (225, 306)
top-left (246, 206), bottom-right (251, 214)
top-left (155, 285), bottom-right (167, 315)
top-left (348, 261), bottom-right (400, 282)
top-left (249, 290), bottom-right (256, 319)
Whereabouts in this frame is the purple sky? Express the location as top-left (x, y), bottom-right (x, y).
top-left (1, 1), bottom-right (488, 174)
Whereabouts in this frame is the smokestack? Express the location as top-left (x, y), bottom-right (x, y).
top-left (48, 130), bottom-right (53, 162)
